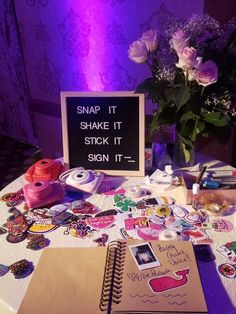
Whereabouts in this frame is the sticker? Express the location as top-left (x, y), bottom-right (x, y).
top-left (150, 196), bottom-right (175, 205)
top-left (0, 264), bottom-right (9, 277)
top-left (103, 188), bottom-right (126, 195)
top-left (46, 204), bottom-right (68, 217)
top-left (195, 222), bottom-right (213, 230)
top-left (95, 209), bottom-right (118, 217)
top-left (185, 211), bottom-right (203, 224)
top-left (6, 190), bottom-right (24, 207)
top-left (129, 242), bottom-right (161, 271)
top-left (224, 241), bottom-right (236, 254)
top-left (158, 229), bottom-right (179, 241)
top-left (86, 216), bottom-right (115, 230)
top-left (137, 223), bottom-right (164, 240)
top-left (51, 211), bottom-right (73, 225)
top-left (124, 217), bottom-right (149, 230)
top-left (191, 237), bottom-right (213, 245)
top-left (0, 227), bottom-right (7, 235)
top-left (9, 259), bottom-right (34, 279)
top-left (194, 245), bottom-right (215, 262)
top-left (217, 244), bottom-right (236, 263)
top-left (64, 221), bottom-right (93, 238)
top-left (0, 192), bottom-right (13, 202)
top-left (70, 200), bottom-right (99, 215)
top-left (114, 196), bottom-right (136, 212)
top-left (170, 204), bottom-right (188, 219)
top-left (171, 219), bottom-right (193, 230)
top-left (212, 219), bottom-right (233, 232)
top-left (119, 228), bottom-right (135, 239)
top-left (218, 263), bottom-right (236, 279)
top-left (93, 233), bottom-right (108, 246)
top-left (155, 205), bottom-right (172, 218)
top-left (149, 268), bottom-right (190, 292)
top-left (26, 234), bottom-right (50, 250)
top-left (131, 207), bottom-right (146, 217)
top-left (1, 190), bottom-right (24, 206)
top-left (5, 214), bottom-right (29, 236)
top-left (28, 219), bottom-right (58, 233)
top-left (6, 232), bottom-right (28, 243)
top-left (182, 228), bottom-right (207, 239)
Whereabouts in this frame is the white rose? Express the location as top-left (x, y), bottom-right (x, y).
top-left (176, 47), bottom-right (198, 71)
top-left (140, 29), bottom-right (158, 52)
top-left (128, 40), bottom-right (148, 63)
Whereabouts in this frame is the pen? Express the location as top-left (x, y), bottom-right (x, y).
top-left (196, 166), bottom-right (207, 183)
top-left (212, 170), bottom-right (236, 178)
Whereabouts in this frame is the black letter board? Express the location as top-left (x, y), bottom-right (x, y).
top-left (61, 91), bottom-right (145, 176)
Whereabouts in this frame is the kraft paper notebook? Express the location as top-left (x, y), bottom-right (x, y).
top-left (18, 240), bottom-right (208, 314)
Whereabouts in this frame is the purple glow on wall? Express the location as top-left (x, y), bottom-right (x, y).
top-left (70, 1), bottom-right (115, 91)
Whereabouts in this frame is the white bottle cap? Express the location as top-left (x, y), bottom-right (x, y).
top-left (192, 183), bottom-right (200, 195)
top-left (165, 165), bottom-right (173, 175)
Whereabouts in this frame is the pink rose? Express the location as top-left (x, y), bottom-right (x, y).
top-left (193, 60), bottom-right (218, 86)
top-left (176, 47), bottom-right (198, 70)
top-left (128, 40), bottom-right (148, 63)
top-left (140, 29), bottom-right (158, 52)
top-left (169, 30), bottom-right (189, 52)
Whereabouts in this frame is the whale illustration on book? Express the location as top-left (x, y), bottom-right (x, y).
top-left (149, 268), bottom-right (190, 292)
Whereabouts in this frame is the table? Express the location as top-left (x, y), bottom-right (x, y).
top-left (0, 159), bottom-right (236, 314)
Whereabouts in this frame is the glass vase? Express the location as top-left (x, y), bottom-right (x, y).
top-left (172, 134), bottom-right (196, 167)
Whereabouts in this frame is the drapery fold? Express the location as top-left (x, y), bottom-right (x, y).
top-left (0, 0), bottom-right (37, 145)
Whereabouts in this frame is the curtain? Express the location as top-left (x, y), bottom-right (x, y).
top-left (0, 0), bottom-right (37, 145)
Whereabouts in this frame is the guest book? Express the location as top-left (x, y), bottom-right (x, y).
top-left (18, 240), bottom-right (208, 314)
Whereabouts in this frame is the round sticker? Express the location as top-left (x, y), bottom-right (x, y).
top-left (218, 263), bottom-right (236, 278)
top-left (212, 219), bottom-right (233, 232)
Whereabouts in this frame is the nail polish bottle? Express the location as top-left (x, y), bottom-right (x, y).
top-left (192, 183), bottom-right (200, 210)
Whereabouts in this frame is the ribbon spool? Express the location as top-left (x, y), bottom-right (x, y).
top-left (204, 202), bottom-right (228, 216)
top-left (127, 185), bottom-right (143, 198)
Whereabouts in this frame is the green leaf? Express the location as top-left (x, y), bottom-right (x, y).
top-left (180, 112), bottom-right (199, 122)
top-left (174, 84), bottom-right (191, 109)
top-left (202, 112), bottom-right (228, 126)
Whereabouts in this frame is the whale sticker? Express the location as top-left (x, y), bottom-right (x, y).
top-left (149, 268), bottom-right (190, 293)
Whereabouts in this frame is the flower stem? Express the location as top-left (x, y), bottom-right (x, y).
top-left (201, 86), bottom-right (205, 96)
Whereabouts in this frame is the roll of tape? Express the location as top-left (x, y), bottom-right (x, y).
top-left (204, 202), bottom-right (226, 216)
top-left (159, 229), bottom-right (179, 241)
top-left (127, 185), bottom-right (142, 198)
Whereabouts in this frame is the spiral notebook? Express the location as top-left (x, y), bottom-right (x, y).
top-left (18, 240), bottom-right (208, 314)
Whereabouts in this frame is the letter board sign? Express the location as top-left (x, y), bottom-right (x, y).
top-left (61, 91), bottom-right (145, 176)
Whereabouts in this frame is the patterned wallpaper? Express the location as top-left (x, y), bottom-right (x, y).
top-left (15, 0), bottom-right (204, 108)
top-left (0, 0), bottom-right (204, 145)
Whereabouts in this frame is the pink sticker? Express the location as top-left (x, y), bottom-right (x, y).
top-left (137, 223), bottom-right (164, 240)
top-left (103, 188), bottom-right (126, 195)
top-left (182, 228), bottom-right (206, 238)
top-left (86, 216), bottom-right (115, 230)
top-left (191, 237), bottom-right (213, 245)
top-left (149, 268), bottom-right (190, 293)
top-left (212, 219), bottom-right (233, 232)
top-left (124, 217), bottom-right (149, 230)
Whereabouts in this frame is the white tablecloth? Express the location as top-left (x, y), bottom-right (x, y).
top-left (0, 160), bottom-right (236, 314)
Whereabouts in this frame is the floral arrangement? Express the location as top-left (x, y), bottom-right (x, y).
top-left (128, 14), bottom-right (236, 164)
